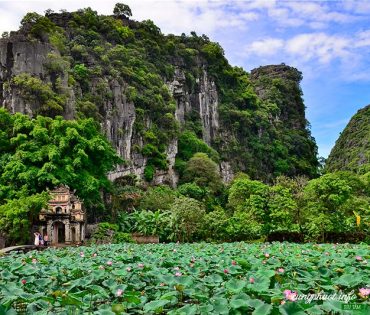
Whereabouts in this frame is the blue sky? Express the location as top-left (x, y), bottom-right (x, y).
top-left (1, 0), bottom-right (370, 157)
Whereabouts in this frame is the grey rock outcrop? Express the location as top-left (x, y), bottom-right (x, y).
top-left (0, 37), bottom-right (75, 118)
top-left (0, 35), bottom-right (224, 186)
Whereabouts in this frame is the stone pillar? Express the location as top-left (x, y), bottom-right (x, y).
top-left (0, 236), bottom-right (5, 249)
top-left (48, 220), bottom-right (55, 245)
top-left (76, 224), bottom-right (81, 243)
top-left (81, 224), bottom-right (85, 242)
top-left (47, 221), bottom-right (52, 243)
top-left (65, 221), bottom-right (71, 244)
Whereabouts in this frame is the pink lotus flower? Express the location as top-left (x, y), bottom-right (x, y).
top-left (32, 258), bottom-right (37, 264)
top-left (280, 300), bottom-right (286, 305)
top-left (249, 277), bottom-right (255, 284)
top-left (359, 288), bottom-right (370, 297)
top-left (189, 263), bottom-right (194, 268)
top-left (92, 253), bottom-right (97, 257)
top-left (173, 249), bottom-right (177, 252)
top-left (278, 268), bottom-right (285, 273)
top-left (116, 289), bottom-right (123, 297)
top-left (80, 252), bottom-right (84, 257)
top-left (21, 279), bottom-right (26, 285)
top-left (160, 283), bottom-right (165, 286)
top-left (174, 266), bottom-right (180, 271)
top-left (356, 256), bottom-right (363, 261)
top-left (264, 253), bottom-right (270, 258)
top-left (223, 269), bottom-right (229, 274)
top-left (262, 260), bottom-right (266, 264)
top-left (232, 260), bottom-right (237, 266)
top-left (175, 272), bottom-right (182, 277)
top-left (284, 290), bottom-right (297, 301)
top-left (126, 267), bottom-right (132, 272)
top-left (99, 265), bottom-right (105, 270)
top-left (107, 261), bottom-right (113, 266)
top-left (191, 257), bottom-right (196, 263)
top-left (138, 263), bottom-right (144, 268)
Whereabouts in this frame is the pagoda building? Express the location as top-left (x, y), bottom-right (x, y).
top-left (38, 185), bottom-right (86, 245)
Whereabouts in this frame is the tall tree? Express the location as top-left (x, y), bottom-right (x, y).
top-left (0, 109), bottom-right (121, 243)
top-left (113, 3), bottom-right (132, 18)
top-left (182, 153), bottom-right (223, 193)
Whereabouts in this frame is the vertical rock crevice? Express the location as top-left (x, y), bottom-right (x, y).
top-left (5, 42), bottom-right (14, 79)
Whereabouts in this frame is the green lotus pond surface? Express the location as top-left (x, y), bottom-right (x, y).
top-left (0, 242), bottom-right (369, 314)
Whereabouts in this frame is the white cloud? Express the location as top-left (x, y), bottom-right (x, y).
top-left (243, 24), bottom-right (370, 83)
top-left (261, 1), bottom-right (359, 29)
top-left (0, 0), bottom-right (254, 37)
top-left (245, 30), bottom-right (366, 66)
top-left (238, 0), bottom-right (277, 11)
top-left (308, 21), bottom-right (327, 30)
top-left (245, 38), bottom-right (284, 56)
top-left (240, 12), bottom-right (259, 21)
top-left (286, 33), bottom-right (351, 63)
top-left (342, 0), bottom-right (370, 14)
top-left (354, 30), bottom-right (370, 48)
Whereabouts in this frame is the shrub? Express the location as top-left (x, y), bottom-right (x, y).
top-left (182, 153), bottom-right (223, 194)
top-left (90, 222), bottom-right (133, 244)
top-left (168, 196), bottom-right (206, 242)
top-left (139, 185), bottom-right (177, 211)
top-left (177, 183), bottom-right (205, 201)
top-left (11, 73), bottom-right (65, 117)
top-left (73, 64), bottom-right (89, 80)
top-left (202, 206), bottom-right (229, 241)
top-left (177, 131), bottom-right (219, 162)
top-left (131, 210), bottom-right (170, 240)
top-left (144, 165), bottom-right (155, 181)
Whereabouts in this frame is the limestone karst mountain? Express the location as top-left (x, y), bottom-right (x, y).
top-left (0, 8), bottom-right (318, 184)
top-left (326, 105), bottom-right (370, 174)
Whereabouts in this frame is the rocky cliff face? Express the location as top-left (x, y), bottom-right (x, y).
top-left (250, 64), bottom-right (306, 130)
top-left (0, 10), bottom-right (318, 184)
top-left (326, 105), bottom-right (370, 174)
top-left (0, 35), bottom-right (220, 185)
top-left (0, 36), bottom-right (75, 119)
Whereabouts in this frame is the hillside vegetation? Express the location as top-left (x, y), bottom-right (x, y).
top-left (326, 105), bottom-right (370, 174)
top-left (0, 4), bottom-right (318, 183)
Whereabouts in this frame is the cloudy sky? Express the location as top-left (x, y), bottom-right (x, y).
top-left (1, 0), bottom-right (370, 158)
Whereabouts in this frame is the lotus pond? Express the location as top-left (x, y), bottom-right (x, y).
top-left (0, 242), bottom-right (369, 314)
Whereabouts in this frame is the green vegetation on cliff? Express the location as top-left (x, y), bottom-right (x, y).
top-left (1, 4), bottom-right (319, 182)
top-left (326, 105), bottom-right (370, 175)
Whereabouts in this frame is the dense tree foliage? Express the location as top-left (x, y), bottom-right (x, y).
top-left (182, 153), bottom-right (223, 193)
top-left (0, 109), bottom-right (121, 243)
top-left (106, 171), bottom-right (369, 244)
top-left (175, 131), bottom-right (219, 177)
top-left (0, 193), bottom-right (49, 244)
